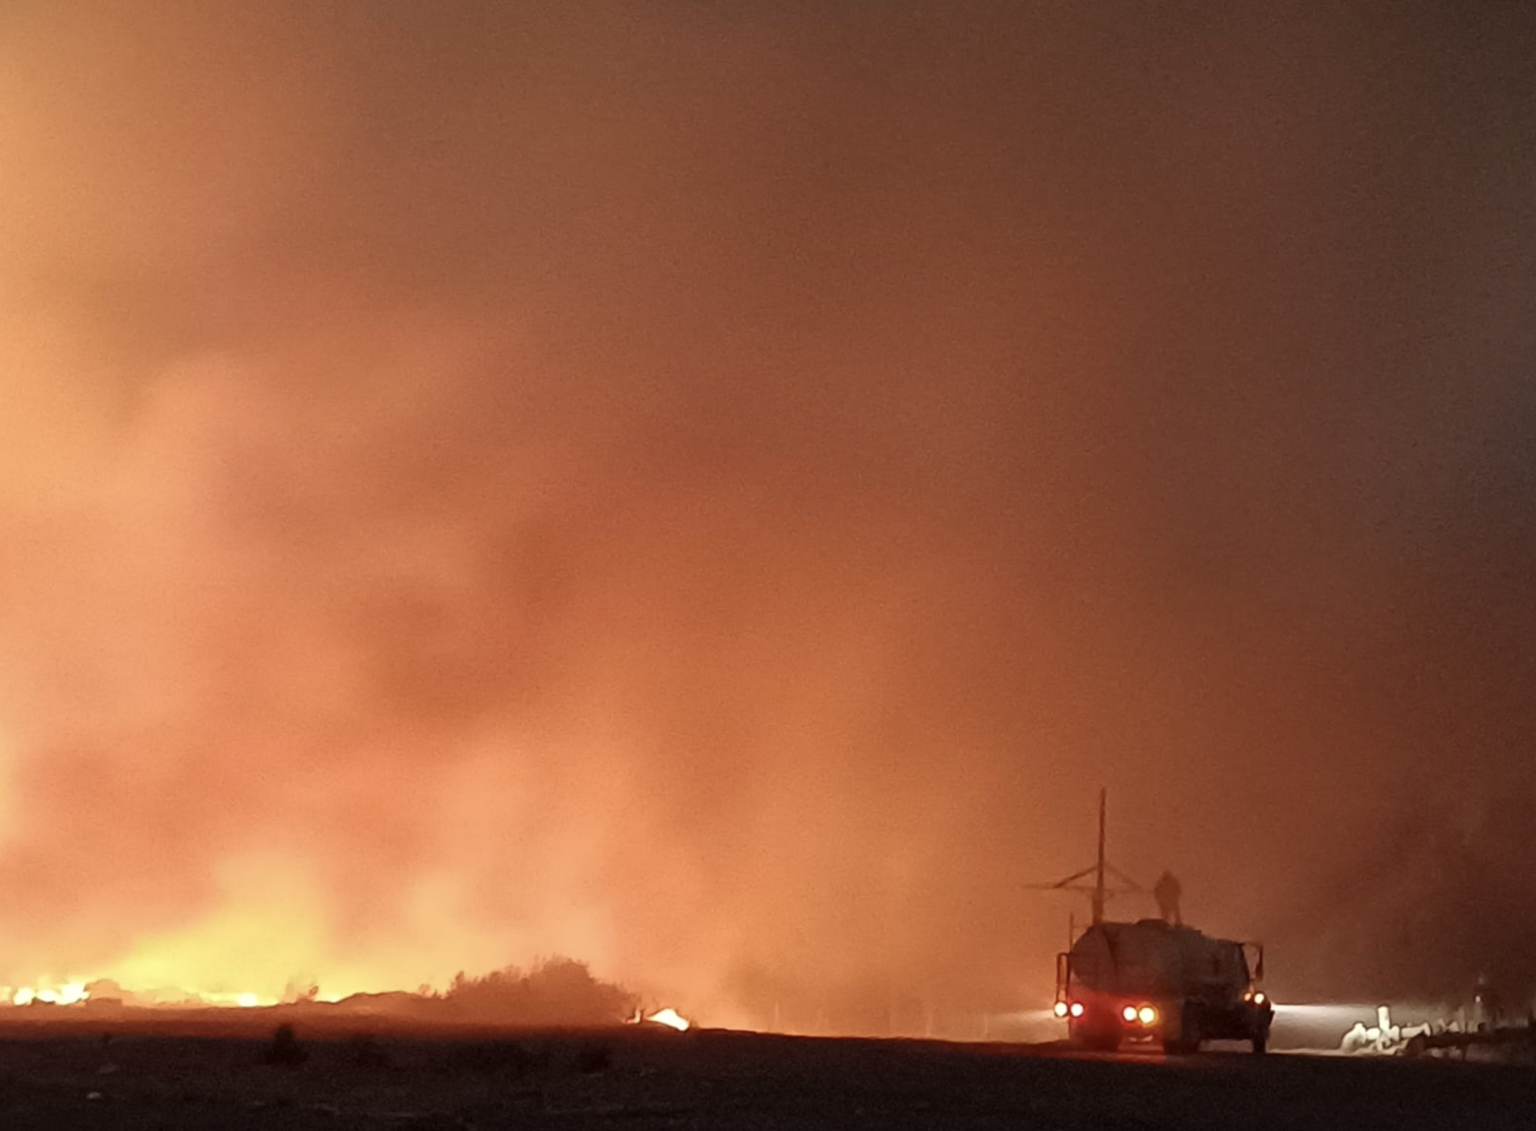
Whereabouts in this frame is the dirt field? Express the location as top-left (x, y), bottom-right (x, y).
top-left (0, 1019), bottom-right (1531, 1129)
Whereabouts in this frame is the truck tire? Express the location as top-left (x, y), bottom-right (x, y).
top-left (1164, 1007), bottom-right (1201, 1055)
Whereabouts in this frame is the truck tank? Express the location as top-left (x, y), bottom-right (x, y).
top-left (1055, 919), bottom-right (1272, 1053)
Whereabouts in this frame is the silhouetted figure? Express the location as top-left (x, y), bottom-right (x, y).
top-left (1153, 870), bottom-right (1183, 925)
top-left (261, 1023), bottom-right (308, 1065)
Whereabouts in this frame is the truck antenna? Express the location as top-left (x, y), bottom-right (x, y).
top-left (1029, 787), bottom-right (1144, 925)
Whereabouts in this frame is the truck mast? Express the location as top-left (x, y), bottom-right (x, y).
top-left (1029, 787), bottom-right (1144, 929)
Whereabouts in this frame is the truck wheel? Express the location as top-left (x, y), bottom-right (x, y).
top-left (1164, 1008), bottom-right (1200, 1055)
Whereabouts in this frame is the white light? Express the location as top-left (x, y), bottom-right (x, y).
top-left (1138, 1006), bottom-right (1156, 1025)
top-left (1122, 1005), bottom-right (1138, 1022)
top-left (1069, 1002), bottom-right (1084, 1018)
top-left (1053, 1001), bottom-right (1069, 1018)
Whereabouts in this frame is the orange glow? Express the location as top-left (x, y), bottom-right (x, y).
top-left (1137, 1005), bottom-right (1156, 1025)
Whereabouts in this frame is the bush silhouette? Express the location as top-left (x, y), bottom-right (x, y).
top-left (444, 957), bottom-right (636, 1026)
top-left (260, 1023), bottom-right (308, 1065)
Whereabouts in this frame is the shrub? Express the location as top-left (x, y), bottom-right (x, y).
top-left (444, 957), bottom-right (637, 1026)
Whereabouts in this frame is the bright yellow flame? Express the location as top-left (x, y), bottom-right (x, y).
top-left (4, 980), bottom-right (279, 1009)
top-left (1137, 1005), bottom-right (1156, 1025)
top-left (646, 1007), bottom-right (690, 1031)
top-left (11, 982), bottom-right (88, 1006)
top-left (1122, 1005), bottom-right (1137, 1022)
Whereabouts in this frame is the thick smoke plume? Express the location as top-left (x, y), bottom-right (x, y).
top-left (0, 2), bottom-right (1533, 1025)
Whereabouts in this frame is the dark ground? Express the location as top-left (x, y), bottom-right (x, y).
top-left (0, 1017), bottom-right (1531, 1130)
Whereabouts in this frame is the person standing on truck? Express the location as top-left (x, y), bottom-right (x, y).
top-left (1153, 870), bottom-right (1182, 926)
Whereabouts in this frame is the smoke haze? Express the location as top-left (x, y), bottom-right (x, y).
top-left (1, 1), bottom-right (1534, 1022)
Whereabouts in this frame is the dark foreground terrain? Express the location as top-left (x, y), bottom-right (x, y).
top-left (0, 1018), bottom-right (1531, 1130)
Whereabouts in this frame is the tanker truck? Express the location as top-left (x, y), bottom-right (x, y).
top-left (1053, 918), bottom-right (1273, 1053)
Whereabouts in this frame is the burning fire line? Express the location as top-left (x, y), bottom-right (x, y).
top-left (3, 982), bottom-right (273, 1008)
top-left (6, 979), bottom-right (694, 1027)
top-left (9, 983), bottom-right (88, 1006)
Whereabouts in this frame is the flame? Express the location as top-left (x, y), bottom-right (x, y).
top-left (9, 982), bottom-right (88, 1006)
top-left (199, 991), bottom-right (269, 1008)
top-left (2, 981), bottom-right (275, 1008)
top-left (645, 1007), bottom-right (690, 1031)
